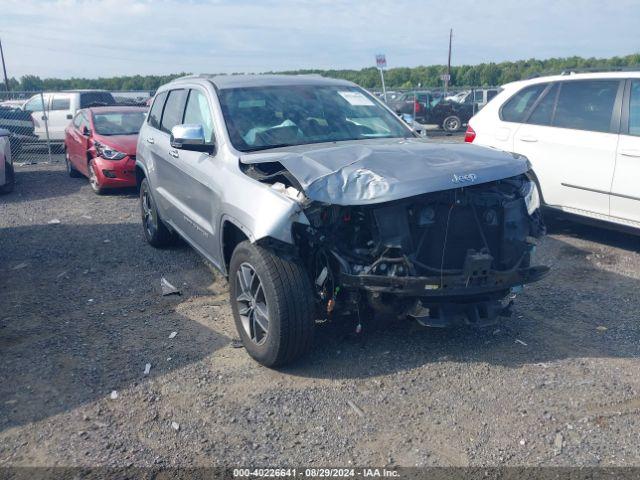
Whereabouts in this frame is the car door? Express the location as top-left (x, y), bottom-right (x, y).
top-left (488, 82), bottom-right (549, 153)
top-left (73, 112), bottom-right (91, 174)
top-left (168, 88), bottom-right (223, 264)
top-left (48, 94), bottom-right (74, 140)
top-left (513, 79), bottom-right (622, 217)
top-left (610, 79), bottom-right (640, 225)
top-left (23, 94), bottom-right (50, 140)
top-left (67, 112), bottom-right (84, 165)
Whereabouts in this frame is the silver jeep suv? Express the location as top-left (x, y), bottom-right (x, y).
top-left (136, 74), bottom-right (548, 367)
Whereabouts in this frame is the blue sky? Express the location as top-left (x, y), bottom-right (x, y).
top-left (0, 0), bottom-right (638, 78)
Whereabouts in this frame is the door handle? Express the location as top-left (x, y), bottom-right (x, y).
top-left (41, 115), bottom-right (47, 121)
top-left (169, 149), bottom-right (179, 158)
top-left (519, 135), bottom-right (538, 143)
top-left (146, 137), bottom-right (154, 144)
top-left (619, 149), bottom-right (640, 158)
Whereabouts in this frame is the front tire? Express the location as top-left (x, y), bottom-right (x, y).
top-left (139, 178), bottom-right (176, 247)
top-left (442, 115), bottom-right (462, 132)
top-left (88, 159), bottom-right (105, 195)
top-left (229, 241), bottom-right (315, 367)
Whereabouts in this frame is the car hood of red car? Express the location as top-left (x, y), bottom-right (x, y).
top-left (93, 134), bottom-right (138, 156)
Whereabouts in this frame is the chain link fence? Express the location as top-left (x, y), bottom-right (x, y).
top-left (0, 90), bottom-right (151, 166)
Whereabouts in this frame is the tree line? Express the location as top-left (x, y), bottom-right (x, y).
top-left (2, 54), bottom-right (639, 93)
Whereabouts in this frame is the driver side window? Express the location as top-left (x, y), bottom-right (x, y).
top-left (24, 96), bottom-right (47, 112)
top-left (183, 89), bottom-right (214, 143)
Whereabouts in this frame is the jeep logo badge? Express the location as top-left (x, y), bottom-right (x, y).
top-left (452, 173), bottom-right (478, 184)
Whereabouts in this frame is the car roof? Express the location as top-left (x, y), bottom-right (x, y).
top-left (169, 74), bottom-right (356, 90)
top-left (502, 71), bottom-right (640, 89)
top-left (86, 106), bottom-right (147, 114)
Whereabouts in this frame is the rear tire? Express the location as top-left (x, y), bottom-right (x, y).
top-left (229, 241), bottom-right (315, 367)
top-left (442, 115), bottom-right (462, 132)
top-left (139, 178), bottom-right (176, 247)
top-left (66, 152), bottom-right (82, 178)
top-left (0, 163), bottom-right (15, 194)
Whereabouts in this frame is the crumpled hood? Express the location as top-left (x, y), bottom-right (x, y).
top-left (240, 138), bottom-right (530, 205)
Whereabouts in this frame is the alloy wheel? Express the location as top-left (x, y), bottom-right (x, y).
top-left (141, 188), bottom-right (157, 238)
top-left (235, 262), bottom-right (270, 345)
top-left (88, 161), bottom-right (100, 191)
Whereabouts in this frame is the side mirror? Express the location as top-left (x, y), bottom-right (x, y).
top-left (170, 124), bottom-right (213, 153)
top-left (82, 126), bottom-right (91, 136)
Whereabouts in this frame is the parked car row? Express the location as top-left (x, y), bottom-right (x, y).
top-left (5, 72), bottom-right (639, 370)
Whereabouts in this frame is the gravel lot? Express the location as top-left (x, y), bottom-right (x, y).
top-left (1, 142), bottom-right (640, 468)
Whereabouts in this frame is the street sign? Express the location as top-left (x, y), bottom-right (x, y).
top-left (375, 54), bottom-right (387, 70)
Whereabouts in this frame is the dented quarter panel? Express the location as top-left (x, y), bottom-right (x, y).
top-left (240, 137), bottom-right (530, 205)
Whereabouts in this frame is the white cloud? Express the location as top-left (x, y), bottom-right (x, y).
top-left (0, 0), bottom-right (638, 78)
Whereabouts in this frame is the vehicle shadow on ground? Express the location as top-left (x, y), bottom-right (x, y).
top-left (0, 222), bottom-right (229, 432)
top-left (285, 230), bottom-right (640, 379)
top-left (545, 213), bottom-right (640, 253)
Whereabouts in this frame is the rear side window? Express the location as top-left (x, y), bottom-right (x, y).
top-left (80, 92), bottom-right (116, 108)
top-left (487, 90), bottom-right (498, 101)
top-left (628, 80), bottom-right (640, 136)
top-left (160, 89), bottom-right (188, 134)
top-left (527, 83), bottom-right (559, 126)
top-left (51, 98), bottom-right (70, 111)
top-left (553, 80), bottom-right (619, 133)
top-left (148, 92), bottom-right (168, 130)
top-left (500, 84), bottom-right (547, 123)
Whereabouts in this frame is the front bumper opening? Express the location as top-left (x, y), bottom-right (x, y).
top-left (297, 173), bottom-right (549, 324)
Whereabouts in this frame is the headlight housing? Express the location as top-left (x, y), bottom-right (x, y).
top-left (95, 142), bottom-right (126, 161)
top-left (522, 179), bottom-right (540, 216)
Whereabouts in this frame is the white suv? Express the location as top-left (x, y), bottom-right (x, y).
top-left (466, 72), bottom-right (640, 232)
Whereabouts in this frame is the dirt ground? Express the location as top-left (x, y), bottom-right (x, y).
top-left (1, 143), bottom-right (640, 468)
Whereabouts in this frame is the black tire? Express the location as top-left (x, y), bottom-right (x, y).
top-left (88, 159), bottom-right (105, 195)
top-left (139, 177), bottom-right (176, 247)
top-left (229, 241), bottom-right (315, 367)
top-left (0, 162), bottom-right (15, 194)
top-left (65, 152), bottom-right (82, 178)
top-left (442, 115), bottom-right (462, 132)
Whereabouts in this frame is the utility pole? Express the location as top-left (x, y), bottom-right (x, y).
top-left (445, 28), bottom-right (453, 94)
top-left (0, 38), bottom-right (9, 92)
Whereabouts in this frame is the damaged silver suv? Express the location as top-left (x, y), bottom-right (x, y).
top-left (136, 75), bottom-right (548, 367)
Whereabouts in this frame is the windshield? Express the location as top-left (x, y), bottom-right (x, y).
top-left (218, 85), bottom-right (412, 152)
top-left (93, 111), bottom-right (146, 136)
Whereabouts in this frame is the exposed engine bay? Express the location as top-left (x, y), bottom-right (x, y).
top-left (243, 160), bottom-right (549, 328)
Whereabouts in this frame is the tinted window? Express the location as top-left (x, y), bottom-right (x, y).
top-left (51, 97), bottom-right (70, 111)
top-left (79, 92), bottom-right (116, 108)
top-left (628, 80), bottom-right (640, 136)
top-left (527, 83), bottom-right (558, 126)
top-left (148, 92), bottom-right (167, 129)
top-left (554, 80), bottom-right (618, 133)
top-left (487, 90), bottom-right (498, 101)
top-left (501, 84), bottom-right (547, 123)
top-left (183, 90), bottom-right (214, 143)
top-left (160, 89), bottom-right (188, 134)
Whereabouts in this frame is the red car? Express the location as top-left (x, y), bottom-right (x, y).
top-left (64, 106), bottom-right (146, 194)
